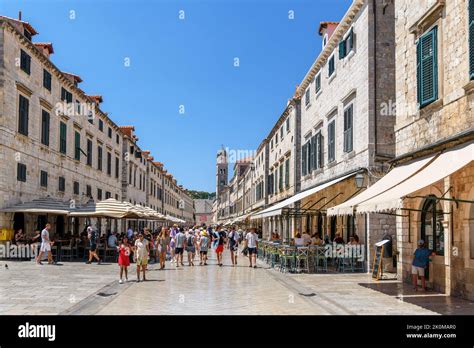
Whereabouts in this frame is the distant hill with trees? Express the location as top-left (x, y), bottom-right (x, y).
top-left (187, 190), bottom-right (215, 200)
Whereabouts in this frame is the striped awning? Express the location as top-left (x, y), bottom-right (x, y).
top-left (0, 197), bottom-right (71, 215)
top-left (70, 198), bottom-right (146, 219)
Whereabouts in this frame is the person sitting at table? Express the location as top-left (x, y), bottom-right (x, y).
top-left (294, 233), bottom-right (304, 246)
top-left (349, 235), bottom-right (360, 245)
top-left (14, 229), bottom-right (25, 245)
top-left (270, 232), bottom-right (279, 241)
top-left (311, 233), bottom-right (323, 246)
top-left (108, 232), bottom-right (118, 248)
top-left (333, 233), bottom-right (344, 244)
top-left (29, 230), bottom-right (41, 244)
top-left (302, 231), bottom-right (312, 246)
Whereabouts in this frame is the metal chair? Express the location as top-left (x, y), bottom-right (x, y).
top-left (97, 243), bottom-right (106, 259)
top-left (279, 246), bottom-right (295, 273)
top-left (295, 246), bottom-right (310, 273)
top-left (104, 242), bottom-right (118, 262)
top-left (315, 246), bottom-right (328, 272)
top-left (60, 239), bottom-right (74, 261)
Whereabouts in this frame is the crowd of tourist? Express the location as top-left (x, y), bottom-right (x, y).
top-left (24, 222), bottom-right (261, 283)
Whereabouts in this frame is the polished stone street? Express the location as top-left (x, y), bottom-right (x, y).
top-left (0, 251), bottom-right (473, 315)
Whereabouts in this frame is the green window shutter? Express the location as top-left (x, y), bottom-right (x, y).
top-left (316, 133), bottom-right (323, 169)
top-left (417, 26), bottom-right (438, 107)
top-left (328, 121), bottom-right (335, 162)
top-left (74, 131), bottom-right (81, 161)
top-left (308, 138), bottom-right (315, 172)
top-left (339, 40), bottom-right (346, 59)
top-left (470, 0), bottom-right (474, 79)
top-left (302, 144), bottom-right (307, 176)
top-left (285, 159), bottom-right (290, 188)
top-left (41, 110), bottom-right (50, 146)
top-left (279, 164), bottom-right (284, 191)
top-left (18, 95), bottom-right (29, 136)
top-left (59, 122), bottom-right (67, 154)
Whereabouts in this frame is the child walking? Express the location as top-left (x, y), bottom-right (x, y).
top-left (118, 237), bottom-right (131, 284)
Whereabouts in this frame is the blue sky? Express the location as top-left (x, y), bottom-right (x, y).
top-left (1, 0), bottom-right (351, 192)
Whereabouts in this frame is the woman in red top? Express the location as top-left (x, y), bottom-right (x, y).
top-left (118, 237), bottom-right (131, 284)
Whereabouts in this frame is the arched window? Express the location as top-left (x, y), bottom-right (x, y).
top-left (421, 196), bottom-right (444, 256)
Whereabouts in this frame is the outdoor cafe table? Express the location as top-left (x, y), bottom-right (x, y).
top-left (53, 240), bottom-right (71, 262)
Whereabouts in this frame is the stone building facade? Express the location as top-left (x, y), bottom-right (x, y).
top-left (0, 15), bottom-right (194, 238)
top-left (0, 16), bottom-right (124, 236)
top-left (214, 0), bottom-right (398, 269)
top-left (393, 0), bottom-right (474, 299)
top-left (295, 0), bottom-right (397, 265)
top-left (260, 102), bottom-right (299, 240)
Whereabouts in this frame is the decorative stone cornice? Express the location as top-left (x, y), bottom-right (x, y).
top-left (15, 81), bottom-right (33, 96)
top-left (39, 97), bottom-right (53, 110)
top-left (409, 0), bottom-right (445, 36)
top-left (297, 0), bottom-right (365, 94)
top-left (1, 20), bottom-right (125, 136)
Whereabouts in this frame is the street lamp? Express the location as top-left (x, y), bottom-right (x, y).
top-left (355, 173), bottom-right (365, 189)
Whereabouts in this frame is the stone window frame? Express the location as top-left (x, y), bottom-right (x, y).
top-left (410, 1), bottom-right (445, 111)
top-left (40, 170), bottom-right (48, 188)
top-left (58, 176), bottom-right (66, 193)
top-left (20, 49), bottom-right (31, 75)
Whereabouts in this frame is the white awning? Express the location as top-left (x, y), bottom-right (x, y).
top-left (250, 173), bottom-right (355, 219)
top-left (327, 154), bottom-right (436, 216)
top-left (356, 141), bottom-right (474, 214)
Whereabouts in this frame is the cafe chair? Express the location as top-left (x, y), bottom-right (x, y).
top-left (97, 243), bottom-right (106, 259)
top-left (60, 239), bottom-right (75, 261)
top-left (104, 242), bottom-right (118, 262)
top-left (295, 247), bottom-right (310, 273)
top-left (279, 246), bottom-right (295, 273)
top-left (50, 244), bottom-right (58, 260)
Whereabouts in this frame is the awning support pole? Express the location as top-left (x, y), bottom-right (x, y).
top-left (299, 196), bottom-right (326, 214)
top-left (405, 195), bottom-right (474, 207)
top-left (318, 193), bottom-right (343, 211)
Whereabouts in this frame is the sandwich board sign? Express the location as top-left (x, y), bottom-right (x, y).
top-left (372, 239), bottom-right (390, 280)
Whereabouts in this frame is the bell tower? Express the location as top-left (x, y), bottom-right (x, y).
top-left (216, 146), bottom-right (228, 200)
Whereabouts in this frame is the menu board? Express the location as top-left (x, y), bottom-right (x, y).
top-left (372, 245), bottom-right (384, 280)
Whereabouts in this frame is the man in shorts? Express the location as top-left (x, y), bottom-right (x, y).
top-left (134, 233), bottom-right (149, 282)
top-left (185, 229), bottom-right (196, 266)
top-left (86, 226), bottom-right (101, 264)
top-left (245, 228), bottom-right (258, 268)
top-left (412, 239), bottom-right (434, 291)
top-left (215, 228), bottom-right (227, 267)
top-left (227, 227), bottom-right (239, 266)
top-left (199, 231), bottom-right (209, 265)
top-left (36, 223), bottom-right (54, 265)
top-left (175, 228), bottom-right (186, 267)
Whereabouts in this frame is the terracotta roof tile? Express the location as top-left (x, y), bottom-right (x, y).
top-left (318, 21), bottom-right (340, 35)
top-left (34, 42), bottom-right (54, 54)
top-left (0, 16), bottom-right (38, 35)
top-left (87, 95), bottom-right (103, 103)
top-left (62, 72), bottom-right (83, 83)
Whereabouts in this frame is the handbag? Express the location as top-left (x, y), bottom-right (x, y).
top-left (242, 246), bottom-right (249, 256)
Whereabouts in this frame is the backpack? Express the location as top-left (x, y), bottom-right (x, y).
top-left (187, 235), bottom-right (194, 247)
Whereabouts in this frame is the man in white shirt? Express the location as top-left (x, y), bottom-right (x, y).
top-left (36, 223), bottom-right (54, 265)
top-left (245, 228), bottom-right (258, 268)
top-left (134, 233), bottom-right (149, 282)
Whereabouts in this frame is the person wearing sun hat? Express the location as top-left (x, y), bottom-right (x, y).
top-left (411, 239), bottom-right (434, 291)
top-left (199, 230), bottom-right (209, 265)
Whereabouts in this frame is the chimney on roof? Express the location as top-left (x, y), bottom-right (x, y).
top-left (18, 11), bottom-right (22, 21)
